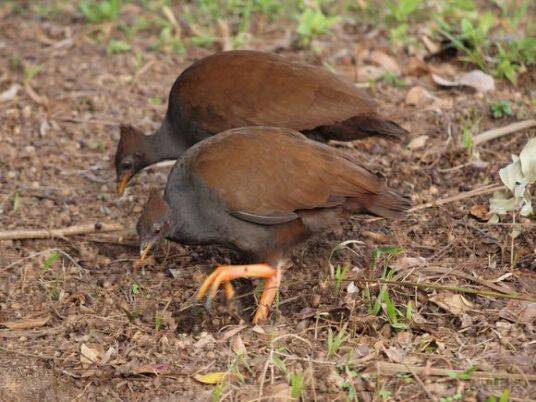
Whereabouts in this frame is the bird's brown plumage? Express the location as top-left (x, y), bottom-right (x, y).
top-left (191, 127), bottom-right (408, 225)
top-left (170, 50), bottom-right (387, 135)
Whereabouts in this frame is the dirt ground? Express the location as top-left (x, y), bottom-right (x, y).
top-left (0, 2), bottom-right (535, 401)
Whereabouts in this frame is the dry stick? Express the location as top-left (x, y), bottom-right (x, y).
top-left (0, 222), bottom-right (124, 241)
top-left (473, 119), bottom-right (536, 146)
top-left (55, 116), bottom-right (118, 126)
top-left (404, 364), bottom-right (437, 402)
top-left (408, 265), bottom-right (512, 294)
top-left (366, 184), bottom-right (504, 222)
top-left (410, 184), bottom-right (503, 212)
top-left (372, 361), bottom-right (536, 381)
top-left (355, 278), bottom-right (536, 302)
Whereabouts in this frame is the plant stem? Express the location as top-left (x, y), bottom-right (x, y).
top-left (511, 211), bottom-right (516, 268)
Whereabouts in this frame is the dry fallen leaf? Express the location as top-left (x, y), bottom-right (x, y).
top-left (412, 311), bottom-right (428, 324)
top-left (116, 361), bottom-right (169, 376)
top-left (168, 267), bottom-right (186, 279)
top-left (131, 363), bottom-right (169, 375)
top-left (458, 70), bottom-right (495, 92)
top-left (384, 346), bottom-right (405, 363)
top-left (262, 383), bottom-right (292, 402)
top-left (499, 300), bottom-right (536, 325)
top-left (356, 65), bottom-right (383, 81)
top-left (405, 86), bottom-right (434, 107)
top-left (99, 346), bottom-right (116, 366)
top-left (326, 368), bottom-right (345, 388)
top-left (217, 324), bottom-right (248, 342)
top-left (460, 313), bottom-right (473, 328)
top-left (421, 35), bottom-right (440, 53)
top-left (403, 57), bottom-right (430, 77)
top-left (231, 334), bottom-right (248, 357)
top-left (430, 293), bottom-right (474, 316)
top-left (194, 332), bottom-right (216, 349)
top-left (1, 315), bottom-right (49, 330)
top-left (408, 135), bottom-right (430, 150)
top-left (346, 281), bottom-right (359, 294)
top-left (251, 325), bottom-right (267, 335)
top-left (193, 371), bottom-right (228, 384)
top-left (469, 204), bottom-right (489, 221)
top-left (0, 83), bottom-right (20, 103)
top-left (80, 343), bottom-right (100, 364)
top-left (391, 256), bottom-right (427, 270)
top-left (369, 50), bottom-right (400, 73)
top-left (431, 70), bottom-right (495, 92)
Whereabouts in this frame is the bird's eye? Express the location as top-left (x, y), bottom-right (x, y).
top-left (121, 161), bottom-right (133, 170)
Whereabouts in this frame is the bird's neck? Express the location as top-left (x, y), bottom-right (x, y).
top-left (144, 118), bottom-right (187, 165)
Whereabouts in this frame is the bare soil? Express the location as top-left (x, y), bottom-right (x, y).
top-left (0, 3), bottom-right (535, 401)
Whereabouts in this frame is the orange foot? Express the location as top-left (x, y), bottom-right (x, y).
top-left (196, 264), bottom-right (281, 324)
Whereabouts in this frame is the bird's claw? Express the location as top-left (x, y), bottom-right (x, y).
top-left (196, 264), bottom-right (279, 323)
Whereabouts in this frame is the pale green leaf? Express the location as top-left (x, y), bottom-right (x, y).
top-left (488, 214), bottom-right (499, 224)
top-left (498, 157), bottom-right (523, 193)
top-left (511, 223), bottom-right (522, 239)
top-left (519, 137), bottom-right (536, 183)
top-left (489, 191), bottom-right (517, 215)
top-left (520, 196), bottom-right (533, 216)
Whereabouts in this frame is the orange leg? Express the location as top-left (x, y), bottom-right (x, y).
top-left (196, 264), bottom-right (281, 324)
top-left (253, 267), bottom-right (282, 324)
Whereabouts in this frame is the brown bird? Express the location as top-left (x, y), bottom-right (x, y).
top-left (116, 50), bottom-right (407, 195)
top-left (136, 126), bottom-right (410, 324)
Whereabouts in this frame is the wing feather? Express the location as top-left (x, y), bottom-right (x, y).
top-left (172, 51), bottom-right (375, 134)
top-left (191, 127), bottom-right (387, 224)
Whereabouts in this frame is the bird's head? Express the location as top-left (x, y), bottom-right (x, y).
top-left (136, 189), bottom-right (171, 261)
top-left (115, 124), bottom-right (148, 196)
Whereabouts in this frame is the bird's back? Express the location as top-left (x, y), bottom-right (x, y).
top-left (167, 50), bottom-right (376, 134)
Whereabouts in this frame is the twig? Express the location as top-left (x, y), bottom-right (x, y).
top-left (410, 184), bottom-right (503, 211)
top-left (371, 361), bottom-right (536, 381)
top-left (0, 326), bottom-right (64, 339)
top-left (0, 222), bottom-right (124, 241)
top-left (55, 116), bottom-right (118, 126)
top-left (404, 364), bottom-right (437, 402)
top-left (85, 233), bottom-right (137, 247)
top-left (3, 248), bottom-right (85, 272)
top-left (473, 119), bottom-right (536, 146)
top-left (408, 265), bottom-right (513, 294)
top-left (353, 278), bottom-right (536, 302)
top-left (366, 184), bottom-right (503, 222)
top-left (0, 345), bottom-right (55, 360)
top-left (308, 359), bottom-right (318, 402)
top-left (257, 349), bottom-right (273, 401)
